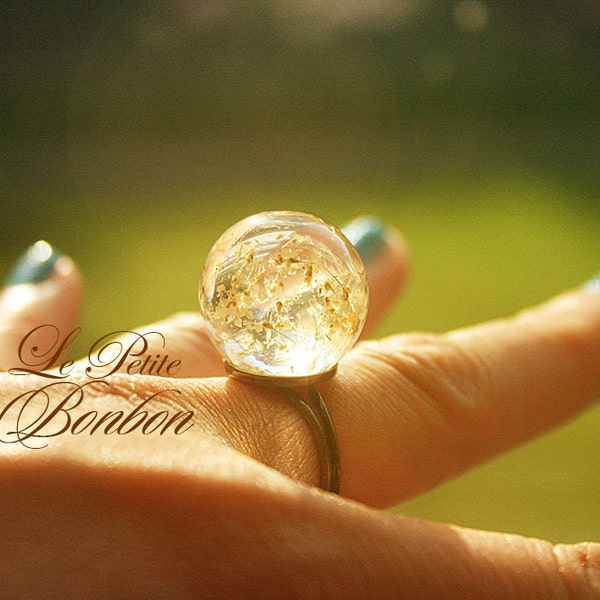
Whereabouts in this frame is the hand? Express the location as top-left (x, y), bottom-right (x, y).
top-left (0, 228), bottom-right (599, 599)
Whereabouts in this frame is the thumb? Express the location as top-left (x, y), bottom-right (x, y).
top-left (0, 241), bottom-right (82, 371)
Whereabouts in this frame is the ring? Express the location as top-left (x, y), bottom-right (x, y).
top-left (199, 211), bottom-right (370, 493)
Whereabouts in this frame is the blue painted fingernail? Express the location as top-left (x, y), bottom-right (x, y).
top-left (585, 273), bottom-right (600, 291)
top-left (341, 217), bottom-right (387, 263)
top-left (4, 241), bottom-right (62, 286)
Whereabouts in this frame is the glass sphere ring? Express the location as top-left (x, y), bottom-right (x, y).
top-left (199, 211), bottom-right (370, 493)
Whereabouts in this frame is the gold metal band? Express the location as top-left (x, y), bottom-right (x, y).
top-left (225, 362), bottom-right (341, 494)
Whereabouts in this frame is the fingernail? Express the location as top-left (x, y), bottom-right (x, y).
top-left (4, 241), bottom-right (62, 286)
top-left (585, 274), bottom-right (600, 291)
top-left (341, 217), bottom-right (388, 263)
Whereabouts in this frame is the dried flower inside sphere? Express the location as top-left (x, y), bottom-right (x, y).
top-left (199, 211), bottom-right (369, 378)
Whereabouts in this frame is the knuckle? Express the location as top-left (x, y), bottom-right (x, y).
top-left (359, 333), bottom-right (493, 414)
top-left (353, 333), bottom-right (495, 443)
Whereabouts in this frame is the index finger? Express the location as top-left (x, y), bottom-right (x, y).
top-left (190, 282), bottom-right (600, 507)
top-left (326, 282), bottom-right (600, 506)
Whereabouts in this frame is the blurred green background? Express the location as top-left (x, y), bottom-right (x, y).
top-left (1, 1), bottom-right (599, 542)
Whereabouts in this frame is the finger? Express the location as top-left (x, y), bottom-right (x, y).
top-left (69, 281), bottom-right (600, 507)
top-left (179, 475), bottom-right (600, 599)
top-left (193, 479), bottom-right (598, 599)
top-left (0, 241), bottom-right (82, 371)
top-left (171, 282), bottom-right (600, 506)
top-left (82, 217), bottom-right (409, 379)
top-left (1, 439), bottom-right (598, 599)
top-left (340, 217), bottom-right (409, 336)
top-left (328, 282), bottom-right (600, 505)
top-left (64, 281), bottom-right (600, 509)
top-left (73, 312), bottom-right (227, 379)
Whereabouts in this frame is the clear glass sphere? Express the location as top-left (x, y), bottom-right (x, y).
top-left (199, 211), bottom-right (369, 378)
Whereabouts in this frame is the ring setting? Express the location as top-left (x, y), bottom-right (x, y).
top-left (199, 211), bottom-right (369, 492)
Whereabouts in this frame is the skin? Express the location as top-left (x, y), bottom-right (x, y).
top-left (0, 233), bottom-right (599, 598)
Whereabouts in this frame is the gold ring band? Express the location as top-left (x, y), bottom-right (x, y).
top-left (225, 362), bottom-right (341, 493)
